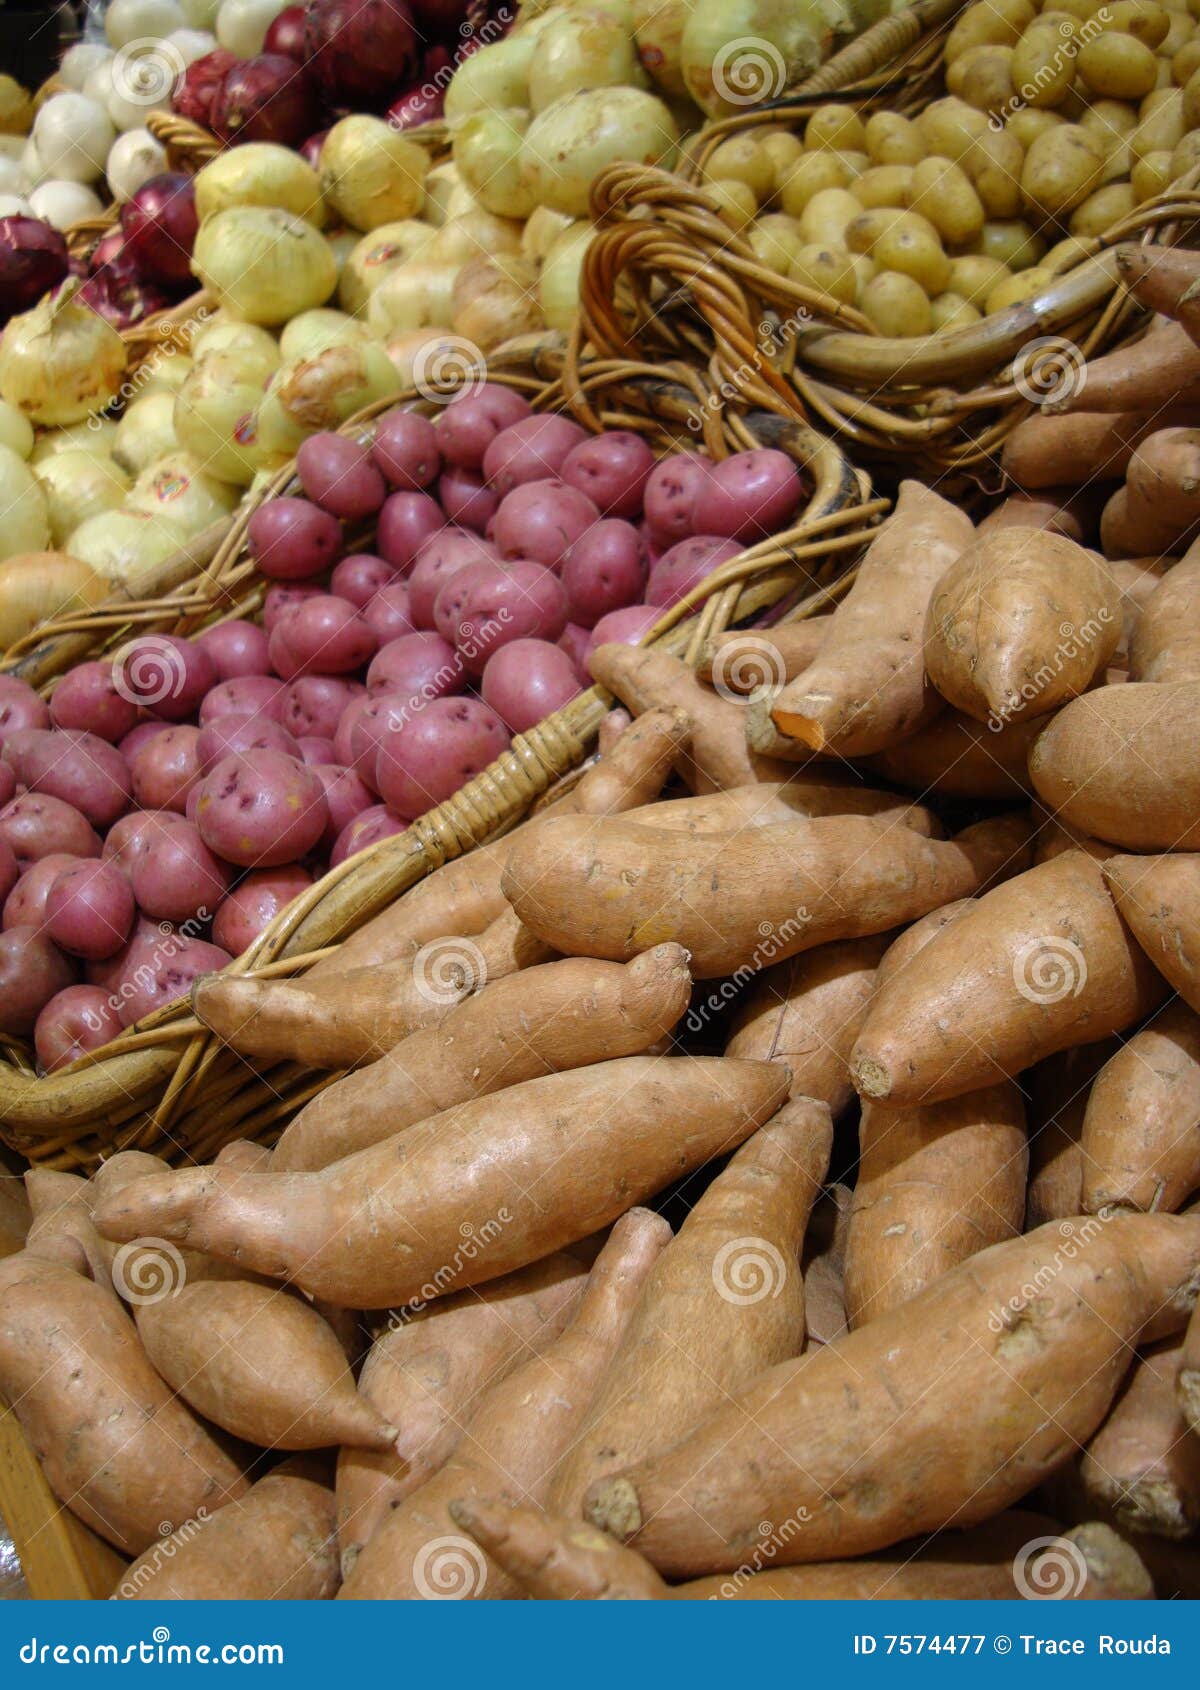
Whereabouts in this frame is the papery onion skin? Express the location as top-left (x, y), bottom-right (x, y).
top-left (172, 48), bottom-right (238, 127)
top-left (191, 204), bottom-right (336, 325)
top-left (0, 283), bottom-right (128, 426)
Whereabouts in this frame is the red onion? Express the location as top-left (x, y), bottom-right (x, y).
top-left (79, 261), bottom-right (170, 329)
top-left (300, 129), bottom-right (327, 170)
top-left (89, 228), bottom-right (126, 273)
top-left (172, 48), bottom-right (238, 127)
top-left (409, 0), bottom-right (471, 31)
top-left (263, 4), bottom-right (309, 59)
top-left (213, 54), bottom-right (318, 149)
top-left (303, 0), bottom-right (419, 111)
top-left (385, 79), bottom-right (445, 131)
top-left (0, 217), bottom-right (69, 322)
top-left (120, 174), bottom-right (198, 290)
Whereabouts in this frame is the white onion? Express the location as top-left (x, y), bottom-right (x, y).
top-left (528, 7), bottom-right (642, 112)
top-left (519, 88), bottom-right (679, 217)
top-left (279, 308), bottom-right (369, 362)
top-left (192, 317), bottom-right (280, 366)
top-left (422, 162), bottom-right (462, 228)
top-left (135, 352), bottom-right (194, 398)
top-left (337, 219), bottom-right (436, 315)
top-left (257, 340), bottom-right (399, 456)
top-left (0, 401), bottom-right (34, 461)
top-left (19, 138), bottom-right (43, 189)
top-left (0, 139), bottom-right (24, 163)
top-left (194, 144), bottom-right (326, 228)
top-left (33, 94), bottom-right (116, 186)
top-left (539, 222), bottom-right (595, 331)
top-left (0, 445), bottom-right (51, 563)
top-left (128, 449), bottom-right (240, 536)
top-left (66, 508), bottom-right (188, 588)
top-left (29, 179), bottom-right (105, 229)
top-left (451, 253), bottom-right (542, 352)
top-left (427, 211), bottom-right (523, 269)
top-left (443, 35), bottom-right (536, 122)
top-left (191, 207), bottom-right (337, 326)
top-left (215, 0), bottom-right (289, 57)
top-left (34, 449), bottom-right (131, 547)
top-left (325, 227), bottom-right (359, 281)
top-left (59, 43), bottom-right (115, 91)
top-left (32, 417), bottom-right (120, 464)
top-left (112, 391), bottom-right (179, 475)
top-left (179, 0), bottom-right (221, 25)
top-left (167, 27), bottom-right (218, 63)
top-left (366, 262), bottom-right (458, 338)
top-left (0, 157), bottom-right (30, 197)
top-left (453, 111), bottom-right (536, 220)
top-left (522, 205), bottom-right (575, 263)
top-left (106, 128), bottom-right (168, 204)
top-left (173, 351), bottom-right (278, 485)
top-left (0, 194), bottom-right (33, 219)
top-left (82, 60), bottom-right (117, 112)
top-left (0, 284), bottom-right (128, 427)
top-left (104, 0), bottom-right (186, 48)
top-left (320, 117), bottom-right (429, 234)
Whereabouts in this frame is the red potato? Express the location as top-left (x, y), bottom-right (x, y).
top-left (263, 583), bottom-right (325, 635)
top-left (645, 536), bottom-right (741, 608)
top-left (692, 449), bottom-right (803, 543)
top-left (435, 558), bottom-right (570, 675)
top-left (377, 490), bottom-right (446, 573)
top-left (297, 433), bottom-right (386, 521)
top-left (372, 409), bottom-right (441, 489)
top-left (559, 622), bottom-right (591, 679)
top-left (195, 712), bottom-right (300, 774)
top-left (366, 631), bottom-right (463, 701)
top-left (493, 478), bottom-right (599, 572)
top-left (195, 749), bottom-right (329, 868)
top-left (2, 729), bottom-right (130, 829)
top-left (562, 430), bottom-right (655, 518)
top-left (247, 497), bottom-right (342, 581)
top-left (199, 675), bottom-right (286, 725)
top-left (44, 859), bottom-right (135, 960)
top-left (0, 675), bottom-right (49, 746)
top-left (127, 815), bottom-right (230, 926)
top-left (35, 984), bottom-right (122, 1069)
top-left (348, 694), bottom-right (410, 789)
top-left (115, 932), bottom-right (232, 1026)
top-left (312, 764), bottom-right (372, 849)
top-left (481, 638), bottom-right (582, 733)
top-left (268, 595), bottom-right (378, 680)
top-left (408, 528), bottom-right (498, 628)
top-left (212, 865), bottom-right (313, 954)
top-left (0, 764), bottom-right (13, 812)
top-left (331, 803), bottom-right (406, 865)
top-left (435, 384), bottom-right (531, 470)
top-left (561, 520), bottom-right (647, 626)
top-left (586, 605), bottom-right (660, 658)
top-left (0, 924), bottom-right (76, 1033)
top-left (0, 832), bottom-right (15, 906)
top-left (129, 725), bottom-right (201, 814)
top-left (363, 583), bottom-right (416, 643)
top-left (195, 617), bottom-right (271, 680)
top-left (482, 413), bottom-right (589, 496)
top-left (4, 852), bottom-right (80, 927)
top-left (0, 794), bottom-right (100, 866)
top-left (280, 676), bottom-right (364, 742)
top-left (375, 696), bottom-right (509, 818)
top-left (643, 451), bottom-right (710, 545)
top-left (114, 634), bottom-right (215, 724)
top-left (48, 662), bottom-right (138, 742)
top-left (438, 465), bottom-right (498, 532)
top-left (332, 694), bottom-right (370, 765)
top-left (331, 553), bottom-right (396, 609)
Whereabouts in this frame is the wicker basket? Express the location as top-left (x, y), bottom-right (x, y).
top-left (572, 0), bottom-right (1200, 480)
top-left (0, 333), bottom-right (880, 1172)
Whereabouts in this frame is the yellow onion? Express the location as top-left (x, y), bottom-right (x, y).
top-left (338, 219), bottom-right (436, 315)
top-left (325, 226), bottom-right (360, 280)
top-left (134, 352), bottom-right (194, 398)
top-left (0, 552), bottom-right (106, 651)
top-left (194, 143), bottom-right (326, 227)
top-left (630, 0), bottom-right (691, 97)
top-left (382, 328), bottom-right (465, 386)
top-left (366, 262), bottom-right (459, 338)
top-left (0, 399), bottom-right (33, 460)
top-left (320, 116), bottom-right (428, 233)
top-left (427, 210), bottom-right (523, 269)
top-left (65, 509), bottom-right (188, 588)
top-left (112, 391), bottom-right (178, 476)
top-left (127, 450), bottom-right (240, 537)
top-left (521, 205), bottom-right (575, 264)
top-left (422, 161), bottom-right (467, 226)
top-left (190, 318), bottom-right (280, 367)
top-left (0, 281), bottom-right (127, 425)
top-left (452, 254), bottom-right (543, 352)
top-left (443, 35), bottom-right (535, 121)
top-left (173, 351), bottom-right (278, 486)
top-left (539, 222), bottom-right (596, 331)
top-left (0, 444), bottom-right (49, 561)
top-left (34, 449), bottom-right (130, 547)
top-left (528, 7), bottom-right (644, 111)
top-left (191, 208), bottom-right (337, 326)
top-left (31, 417), bottom-right (119, 464)
top-left (681, 0), bottom-right (834, 116)
top-left (280, 308), bottom-right (371, 362)
top-left (257, 339), bottom-right (400, 457)
top-left (453, 110), bottom-right (536, 220)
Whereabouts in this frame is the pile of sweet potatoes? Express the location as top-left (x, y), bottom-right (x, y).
top-left (8, 254), bottom-right (1200, 1597)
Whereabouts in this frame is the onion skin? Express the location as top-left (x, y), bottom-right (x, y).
top-left (172, 48), bottom-right (238, 127)
top-left (120, 174), bottom-right (199, 290)
top-left (212, 54), bottom-right (319, 149)
top-left (303, 0), bottom-right (420, 111)
top-left (0, 217), bottom-right (70, 323)
top-left (0, 552), bottom-right (107, 651)
top-left (263, 4), bottom-right (309, 59)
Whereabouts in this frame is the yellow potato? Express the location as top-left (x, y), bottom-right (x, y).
top-left (707, 180), bottom-right (757, 229)
top-left (1068, 179), bottom-right (1138, 232)
top-left (1056, 0), bottom-right (1098, 18)
top-left (1043, 233), bottom-right (1094, 272)
top-left (1161, 9), bottom-right (1195, 52)
top-left (1079, 95), bottom-right (1141, 142)
top-left (874, 220), bottom-right (952, 294)
top-left (1130, 147), bottom-right (1175, 194)
top-left (860, 270), bottom-right (933, 335)
top-left (909, 156), bottom-right (987, 244)
top-left (930, 290), bottom-right (984, 330)
top-left (1011, 17), bottom-right (1082, 107)
top-left (853, 164), bottom-right (914, 208)
top-left (829, 149), bottom-right (871, 180)
top-left (798, 186), bottom-right (863, 247)
top-left (1183, 61), bottom-right (1200, 119)
top-left (749, 214), bottom-right (805, 275)
top-left (949, 251), bottom-right (1012, 302)
top-left (761, 131), bottom-right (805, 190)
top-left (789, 241), bottom-right (860, 306)
top-left (1078, 31), bottom-right (1160, 96)
top-left (704, 135), bottom-right (775, 202)
top-left (916, 97), bottom-right (991, 161)
top-left (848, 252), bottom-right (877, 302)
top-left (1131, 85), bottom-right (1184, 155)
top-left (963, 129), bottom-right (1026, 217)
top-left (1172, 35), bottom-right (1200, 77)
top-left (1171, 126), bottom-right (1200, 170)
top-left (1095, 1), bottom-right (1172, 47)
top-left (948, 43), bottom-right (1016, 111)
top-left (1020, 122), bottom-right (1105, 215)
top-left (985, 264), bottom-right (1055, 310)
top-left (1008, 108), bottom-right (1066, 147)
top-left (863, 111), bottom-right (924, 166)
top-left (945, 0), bottom-right (1036, 60)
top-left (778, 150), bottom-right (851, 215)
top-left (973, 218), bottom-right (1047, 269)
top-left (844, 205), bottom-right (912, 252)
top-left (805, 106), bottom-right (867, 153)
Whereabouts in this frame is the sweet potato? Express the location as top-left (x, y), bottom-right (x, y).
top-left (1001, 406), bottom-right (1198, 490)
top-left (851, 852), bottom-right (1168, 1107)
top-left (844, 1083), bottom-right (1027, 1328)
top-left (91, 1151), bottom-right (398, 1453)
top-left (1182, 1300), bottom-right (1200, 1436)
top-left (273, 944), bottom-right (692, 1172)
top-left (572, 706), bottom-right (689, 816)
top-left (451, 1497), bottom-right (1151, 1601)
top-left (597, 708), bottom-right (632, 754)
top-left (212, 1138), bottom-right (273, 1173)
top-left (195, 906), bottom-right (553, 1068)
top-left (1080, 1001), bottom-right (1200, 1214)
top-left (1031, 682), bottom-right (1200, 849)
top-left (0, 1243), bottom-right (247, 1555)
top-left (698, 619), bottom-right (829, 694)
top-left (977, 491), bottom-right (1088, 544)
top-left (924, 528), bottom-right (1121, 726)
top-left (587, 642), bottom-right (792, 792)
top-left (583, 1211), bottom-right (1200, 1575)
top-left (1051, 321), bottom-right (1200, 414)
top-left (1025, 1040), bottom-right (1118, 1228)
top-left (800, 1184), bottom-right (851, 1349)
top-left (337, 1208), bottom-right (670, 1599)
top-left (1129, 549), bottom-right (1200, 682)
top-left (1054, 1337), bottom-right (1200, 1540)
top-left (767, 482), bottom-right (973, 758)
top-left (1126, 428), bottom-right (1200, 528)
top-left (1103, 852), bottom-right (1200, 1009)
top-left (1034, 812), bottom-right (1111, 864)
top-left (23, 1168), bottom-right (110, 1288)
top-left (501, 811), bottom-right (1033, 981)
top-left (862, 707), bottom-right (1040, 800)
top-left (115, 1460), bottom-right (338, 1601)
top-left (724, 936), bottom-right (890, 1116)
top-left (336, 1253), bottom-right (587, 1577)
top-left (92, 1056), bottom-right (790, 1309)
top-left (1115, 242), bottom-right (1200, 345)
top-left (629, 777), bottom-right (939, 835)
top-left (1100, 482), bottom-right (1196, 559)
top-left (548, 1101), bottom-right (831, 1519)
